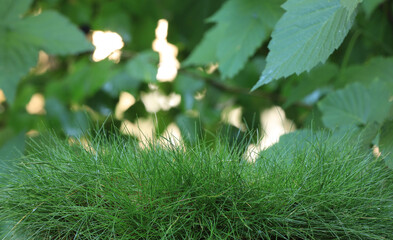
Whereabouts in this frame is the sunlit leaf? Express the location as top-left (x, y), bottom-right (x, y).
top-left (253, 0), bottom-right (356, 90)
top-left (185, 0), bottom-right (284, 78)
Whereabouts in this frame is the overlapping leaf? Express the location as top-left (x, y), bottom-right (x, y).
top-left (362, 0), bottom-right (384, 17)
top-left (185, 0), bottom-right (284, 79)
top-left (253, 0), bottom-right (360, 90)
top-left (318, 81), bottom-right (392, 129)
top-left (0, 0), bottom-right (93, 102)
top-left (338, 57), bottom-right (393, 92)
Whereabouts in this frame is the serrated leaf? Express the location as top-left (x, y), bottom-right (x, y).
top-left (14, 10), bottom-right (93, 55)
top-left (318, 81), bottom-right (392, 129)
top-left (362, 0), bottom-right (384, 18)
top-left (253, 0), bottom-right (356, 90)
top-left (125, 51), bottom-right (158, 83)
top-left (379, 120), bottom-right (393, 168)
top-left (185, 0), bottom-right (283, 78)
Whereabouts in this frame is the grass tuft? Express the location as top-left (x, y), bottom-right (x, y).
top-left (1, 128), bottom-right (393, 239)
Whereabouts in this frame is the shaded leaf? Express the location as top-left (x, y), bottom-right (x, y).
top-left (125, 51), bottom-right (158, 83)
top-left (318, 81), bottom-right (392, 129)
top-left (338, 57), bottom-right (393, 93)
top-left (0, 131), bottom-right (25, 161)
top-left (362, 0), bottom-right (384, 18)
top-left (0, 1), bottom-right (93, 103)
top-left (253, 0), bottom-right (356, 90)
top-left (283, 63), bottom-right (338, 108)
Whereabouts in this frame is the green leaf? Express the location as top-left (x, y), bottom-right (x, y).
top-left (338, 57), bottom-right (393, 93)
top-left (0, 131), bottom-right (25, 161)
top-left (253, 0), bottom-right (356, 90)
top-left (14, 10), bottom-right (93, 55)
top-left (341, 0), bottom-right (363, 13)
top-left (318, 81), bottom-right (392, 129)
top-left (46, 60), bottom-right (115, 103)
top-left (125, 51), bottom-right (158, 83)
top-left (45, 98), bottom-right (89, 137)
top-left (183, 24), bottom-right (227, 66)
top-left (379, 120), bottom-right (393, 168)
top-left (283, 63), bottom-right (338, 108)
top-left (185, 0), bottom-right (284, 78)
top-left (0, 1), bottom-right (92, 103)
top-left (0, 0), bottom-right (32, 24)
top-left (361, 0), bottom-right (384, 18)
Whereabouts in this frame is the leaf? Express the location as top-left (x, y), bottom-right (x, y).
top-left (125, 51), bottom-right (158, 83)
top-left (174, 74), bottom-right (205, 110)
top-left (379, 120), bottom-right (393, 168)
top-left (361, 0), bottom-right (384, 18)
top-left (183, 24), bottom-right (227, 66)
top-left (341, 0), bottom-right (363, 13)
top-left (253, 0), bottom-right (356, 90)
top-left (14, 10), bottom-right (93, 55)
top-left (318, 81), bottom-right (392, 129)
top-left (0, 1), bottom-right (93, 103)
top-left (0, 0), bottom-right (32, 24)
top-left (46, 60), bottom-right (115, 103)
top-left (338, 57), bottom-right (393, 93)
top-left (0, 131), bottom-right (25, 161)
top-left (45, 98), bottom-right (89, 137)
top-left (185, 0), bottom-right (284, 78)
top-left (283, 63), bottom-right (338, 108)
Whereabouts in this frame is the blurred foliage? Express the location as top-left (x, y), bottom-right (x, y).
top-left (0, 0), bottom-right (393, 166)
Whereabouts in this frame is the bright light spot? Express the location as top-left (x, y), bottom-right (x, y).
top-left (194, 88), bottom-right (206, 100)
top-left (68, 137), bottom-right (96, 154)
top-left (115, 91), bottom-right (136, 120)
top-left (141, 91), bottom-right (181, 113)
top-left (0, 89), bottom-right (6, 103)
top-left (244, 106), bottom-right (295, 162)
top-left (92, 31), bottom-right (124, 62)
top-left (373, 145), bottom-right (381, 158)
top-left (207, 63), bottom-right (219, 74)
top-left (160, 123), bottom-right (183, 148)
top-left (35, 51), bottom-right (50, 74)
top-left (222, 106), bottom-right (245, 130)
top-left (26, 93), bottom-right (46, 115)
top-left (120, 118), bottom-right (155, 147)
top-left (26, 130), bottom-right (39, 137)
top-left (152, 19), bottom-right (180, 82)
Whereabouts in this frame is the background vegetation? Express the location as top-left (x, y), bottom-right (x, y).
top-left (1, 0), bottom-right (393, 238)
top-left (1, 0), bottom-right (393, 164)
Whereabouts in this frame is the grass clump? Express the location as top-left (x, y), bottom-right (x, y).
top-left (1, 129), bottom-right (393, 239)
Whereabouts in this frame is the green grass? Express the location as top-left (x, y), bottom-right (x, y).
top-left (1, 129), bottom-right (393, 239)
